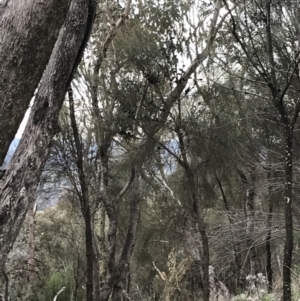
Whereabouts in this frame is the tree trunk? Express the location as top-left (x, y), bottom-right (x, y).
top-left (69, 87), bottom-right (94, 301)
top-left (265, 172), bottom-right (273, 293)
top-left (184, 168), bottom-right (210, 301)
top-left (111, 167), bottom-right (141, 301)
top-left (84, 208), bottom-right (94, 301)
top-left (0, 0), bottom-right (72, 165)
top-left (98, 153), bottom-right (117, 301)
top-left (245, 183), bottom-right (257, 275)
top-left (176, 97), bottom-right (210, 301)
top-left (283, 126), bottom-right (293, 301)
top-left (93, 205), bottom-right (106, 301)
top-left (193, 195), bottom-right (210, 301)
top-left (216, 177), bottom-right (242, 274)
top-left (98, 161), bottom-right (136, 301)
top-left (93, 242), bottom-right (101, 301)
top-left (0, 0), bottom-right (94, 269)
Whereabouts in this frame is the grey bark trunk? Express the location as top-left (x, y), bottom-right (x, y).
top-left (245, 184), bottom-right (256, 274)
top-left (111, 168), bottom-right (141, 301)
top-left (265, 181), bottom-right (273, 293)
top-left (0, 0), bottom-right (94, 269)
top-left (0, 0), bottom-right (71, 165)
top-left (283, 126), bottom-right (293, 301)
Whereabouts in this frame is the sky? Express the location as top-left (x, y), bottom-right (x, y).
top-left (15, 106), bottom-right (31, 139)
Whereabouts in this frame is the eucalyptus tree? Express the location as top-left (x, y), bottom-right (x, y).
top-left (0, 0), bottom-right (72, 164)
top-left (221, 1), bottom-right (300, 300)
top-left (76, 1), bottom-right (230, 300)
top-left (0, 0), bottom-right (96, 271)
top-left (0, 0), bottom-right (232, 299)
top-left (112, 2), bottom-right (234, 300)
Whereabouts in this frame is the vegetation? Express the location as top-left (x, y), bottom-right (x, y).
top-left (2, 1), bottom-right (300, 301)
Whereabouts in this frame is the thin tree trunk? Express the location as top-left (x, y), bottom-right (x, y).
top-left (84, 210), bottom-right (94, 301)
top-left (94, 234), bottom-right (101, 301)
top-left (245, 183), bottom-right (256, 275)
top-left (99, 161), bottom-right (135, 301)
top-left (99, 154), bottom-right (117, 301)
top-left (265, 183), bottom-right (273, 293)
top-left (193, 194), bottom-right (210, 301)
top-left (216, 177), bottom-right (242, 273)
top-left (111, 167), bottom-right (140, 301)
top-left (175, 96), bottom-right (210, 301)
top-left (69, 87), bottom-right (94, 301)
top-left (283, 126), bottom-right (293, 301)
top-left (93, 205), bottom-right (106, 301)
top-left (2, 269), bottom-right (8, 301)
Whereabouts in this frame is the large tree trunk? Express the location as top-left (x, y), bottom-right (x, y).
top-left (0, 0), bottom-right (72, 165)
top-left (0, 0), bottom-right (94, 269)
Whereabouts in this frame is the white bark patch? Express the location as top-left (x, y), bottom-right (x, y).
top-left (287, 197), bottom-right (290, 204)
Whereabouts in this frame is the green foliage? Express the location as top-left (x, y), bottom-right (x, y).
top-left (6, 1), bottom-right (300, 301)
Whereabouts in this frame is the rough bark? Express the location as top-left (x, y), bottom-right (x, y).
top-left (0, 0), bottom-right (72, 165)
top-left (0, 0), bottom-right (94, 269)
